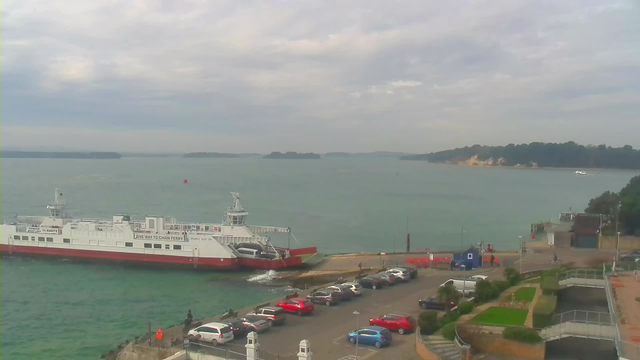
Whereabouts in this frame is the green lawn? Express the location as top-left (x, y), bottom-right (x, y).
top-left (513, 287), bottom-right (536, 302)
top-left (472, 307), bottom-right (528, 326)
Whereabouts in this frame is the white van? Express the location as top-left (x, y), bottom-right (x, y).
top-left (440, 278), bottom-right (477, 296)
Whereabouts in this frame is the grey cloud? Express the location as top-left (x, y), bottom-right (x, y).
top-left (1, 0), bottom-right (639, 153)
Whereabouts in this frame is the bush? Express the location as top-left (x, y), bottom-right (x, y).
top-left (418, 311), bottom-right (440, 335)
top-left (541, 275), bottom-right (559, 295)
top-left (457, 301), bottom-right (474, 315)
top-left (503, 326), bottom-right (543, 343)
top-left (492, 280), bottom-right (510, 293)
top-left (532, 295), bottom-right (557, 328)
top-left (504, 267), bottom-right (521, 286)
top-left (441, 322), bottom-right (457, 341)
top-left (475, 280), bottom-right (499, 303)
top-left (440, 312), bottom-right (461, 326)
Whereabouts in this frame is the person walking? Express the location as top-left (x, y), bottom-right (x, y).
top-left (490, 254), bottom-right (495, 267)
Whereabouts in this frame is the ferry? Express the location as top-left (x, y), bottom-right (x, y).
top-left (0, 190), bottom-right (317, 270)
top-left (574, 170), bottom-right (587, 175)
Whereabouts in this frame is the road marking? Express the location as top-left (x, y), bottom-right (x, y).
top-left (332, 335), bottom-right (346, 344)
top-left (337, 350), bottom-right (377, 360)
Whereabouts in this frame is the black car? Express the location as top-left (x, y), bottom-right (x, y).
top-left (395, 266), bottom-right (418, 279)
top-left (325, 285), bottom-right (355, 301)
top-left (357, 276), bottom-right (383, 290)
top-left (307, 291), bottom-right (340, 306)
top-left (373, 273), bottom-right (397, 286)
top-left (620, 251), bottom-right (640, 262)
top-left (222, 318), bottom-right (248, 338)
top-left (418, 297), bottom-right (455, 311)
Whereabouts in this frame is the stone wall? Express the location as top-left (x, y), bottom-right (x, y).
top-left (599, 236), bottom-right (640, 250)
top-left (116, 343), bottom-right (180, 360)
top-left (466, 333), bottom-right (545, 360)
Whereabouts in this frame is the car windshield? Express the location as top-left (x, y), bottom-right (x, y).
top-left (245, 316), bottom-right (259, 322)
top-left (381, 329), bottom-right (391, 336)
top-left (406, 316), bottom-right (416, 323)
top-left (220, 326), bottom-right (232, 334)
top-left (303, 300), bottom-right (312, 306)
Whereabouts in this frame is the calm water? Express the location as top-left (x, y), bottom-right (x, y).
top-left (0, 157), bottom-right (635, 360)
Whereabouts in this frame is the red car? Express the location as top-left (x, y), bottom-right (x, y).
top-left (369, 312), bottom-right (417, 335)
top-left (275, 298), bottom-right (315, 315)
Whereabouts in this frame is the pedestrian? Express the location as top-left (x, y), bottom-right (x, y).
top-left (358, 261), bottom-right (362, 271)
top-left (184, 309), bottom-right (193, 332)
top-left (490, 254), bottom-right (495, 267)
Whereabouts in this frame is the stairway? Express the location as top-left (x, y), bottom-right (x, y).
top-left (424, 335), bottom-right (461, 360)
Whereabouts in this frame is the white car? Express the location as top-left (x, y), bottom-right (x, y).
top-left (386, 268), bottom-right (411, 281)
top-left (341, 282), bottom-right (363, 296)
top-left (187, 322), bottom-right (234, 345)
top-left (469, 275), bottom-right (488, 281)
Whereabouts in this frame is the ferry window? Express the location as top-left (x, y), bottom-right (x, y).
top-left (46, 237), bottom-right (54, 242)
top-left (148, 219), bottom-right (155, 229)
top-left (165, 244), bottom-right (170, 249)
top-left (125, 242), bottom-right (133, 247)
top-left (173, 245), bottom-right (182, 250)
top-left (63, 238), bottom-right (71, 243)
top-left (144, 243), bottom-right (152, 248)
top-left (153, 244), bottom-right (162, 249)
top-left (13, 235), bottom-right (20, 240)
top-left (38, 237), bottom-right (45, 241)
top-left (22, 236), bottom-right (28, 240)
top-left (31, 236), bottom-right (35, 241)
top-left (205, 226), bottom-right (210, 231)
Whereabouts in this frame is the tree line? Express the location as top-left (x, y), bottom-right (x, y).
top-left (585, 175), bottom-right (640, 236)
top-left (401, 142), bottom-right (640, 169)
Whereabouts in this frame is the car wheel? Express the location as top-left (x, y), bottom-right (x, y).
top-left (297, 309), bottom-right (302, 316)
top-left (398, 327), bottom-right (406, 335)
top-left (420, 303), bottom-right (428, 309)
top-left (325, 300), bottom-right (331, 306)
top-left (375, 341), bottom-right (382, 348)
top-left (211, 339), bottom-right (218, 346)
top-left (372, 284), bottom-right (377, 290)
top-left (349, 337), bottom-right (356, 344)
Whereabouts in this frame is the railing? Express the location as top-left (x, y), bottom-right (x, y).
top-left (551, 310), bottom-right (611, 327)
top-left (558, 269), bottom-right (604, 281)
top-left (454, 324), bottom-right (471, 359)
top-left (603, 265), bottom-right (640, 359)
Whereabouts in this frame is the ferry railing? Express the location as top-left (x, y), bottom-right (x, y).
top-left (558, 268), bottom-right (604, 281)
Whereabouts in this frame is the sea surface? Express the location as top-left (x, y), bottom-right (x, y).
top-left (0, 157), bottom-right (636, 360)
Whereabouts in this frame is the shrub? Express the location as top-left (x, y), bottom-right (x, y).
top-left (492, 280), bottom-right (510, 293)
top-left (440, 312), bottom-right (461, 326)
top-left (541, 275), bottom-right (559, 295)
top-left (503, 326), bottom-right (543, 343)
top-left (441, 322), bottom-right (457, 341)
top-left (532, 295), bottom-right (557, 328)
top-left (418, 311), bottom-right (440, 335)
top-left (457, 301), bottom-right (475, 315)
top-left (504, 267), bottom-right (521, 286)
top-left (438, 283), bottom-right (461, 310)
top-left (475, 280), bottom-right (499, 303)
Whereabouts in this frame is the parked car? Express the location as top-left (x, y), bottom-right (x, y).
top-left (307, 290), bottom-right (340, 306)
top-left (275, 298), bottom-right (315, 315)
top-left (347, 326), bottom-right (392, 348)
top-left (341, 282), bottom-right (363, 296)
top-left (369, 312), bottom-right (417, 335)
top-left (620, 250), bottom-right (640, 262)
top-left (357, 277), bottom-right (383, 290)
top-left (246, 306), bottom-right (286, 326)
top-left (385, 268), bottom-right (410, 282)
top-left (240, 315), bottom-right (270, 333)
top-left (187, 322), bottom-right (234, 345)
top-left (418, 297), bottom-right (456, 311)
top-left (222, 318), bottom-right (248, 338)
top-left (395, 266), bottom-right (418, 279)
top-left (373, 273), bottom-right (397, 286)
top-left (469, 275), bottom-right (488, 281)
top-left (325, 285), bottom-right (355, 301)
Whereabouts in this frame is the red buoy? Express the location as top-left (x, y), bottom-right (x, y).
top-left (183, 179), bottom-right (188, 184)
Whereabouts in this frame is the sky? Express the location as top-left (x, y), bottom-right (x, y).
top-left (1, 0), bottom-right (640, 153)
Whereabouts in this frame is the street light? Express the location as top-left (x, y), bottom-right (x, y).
top-left (518, 236), bottom-right (523, 274)
top-left (353, 311), bottom-right (360, 359)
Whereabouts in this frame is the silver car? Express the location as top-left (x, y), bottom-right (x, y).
top-left (241, 315), bottom-right (270, 333)
top-left (341, 282), bottom-right (363, 296)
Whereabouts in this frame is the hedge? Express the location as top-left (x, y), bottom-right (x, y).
top-left (441, 322), bottom-right (457, 341)
top-left (440, 312), bottom-right (460, 326)
top-left (419, 311), bottom-right (440, 335)
top-left (457, 301), bottom-right (474, 315)
top-left (532, 295), bottom-right (557, 328)
top-left (492, 280), bottom-right (510, 293)
top-left (503, 326), bottom-right (543, 343)
top-left (475, 280), bottom-right (500, 303)
top-left (541, 275), bottom-right (559, 295)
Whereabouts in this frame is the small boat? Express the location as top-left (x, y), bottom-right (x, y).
top-left (575, 170), bottom-right (587, 175)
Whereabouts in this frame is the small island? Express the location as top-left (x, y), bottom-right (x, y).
top-left (183, 152), bottom-right (240, 158)
top-left (401, 142), bottom-right (640, 170)
top-left (0, 151), bottom-right (121, 159)
top-left (264, 152), bottom-right (321, 159)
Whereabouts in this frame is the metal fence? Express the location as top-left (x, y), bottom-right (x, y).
top-left (603, 266), bottom-right (640, 360)
top-left (551, 310), bottom-right (611, 326)
top-left (558, 269), bottom-right (604, 281)
top-left (186, 342), bottom-right (298, 360)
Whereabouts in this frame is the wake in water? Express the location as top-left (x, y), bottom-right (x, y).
top-left (246, 270), bottom-right (279, 283)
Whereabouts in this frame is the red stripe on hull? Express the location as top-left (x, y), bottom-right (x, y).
top-left (0, 244), bottom-right (239, 270)
top-left (238, 256), bottom-right (304, 270)
top-left (288, 247), bottom-right (317, 256)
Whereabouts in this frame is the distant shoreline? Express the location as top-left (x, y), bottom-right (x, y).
top-left (0, 151), bottom-right (121, 159)
top-left (408, 161), bottom-right (640, 172)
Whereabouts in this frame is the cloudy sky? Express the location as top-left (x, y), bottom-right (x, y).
top-left (1, 0), bottom-right (639, 153)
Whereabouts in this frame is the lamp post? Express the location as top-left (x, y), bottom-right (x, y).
top-left (518, 236), bottom-right (523, 274)
top-left (353, 311), bottom-right (360, 359)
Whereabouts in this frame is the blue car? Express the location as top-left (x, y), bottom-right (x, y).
top-left (347, 326), bottom-right (392, 348)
